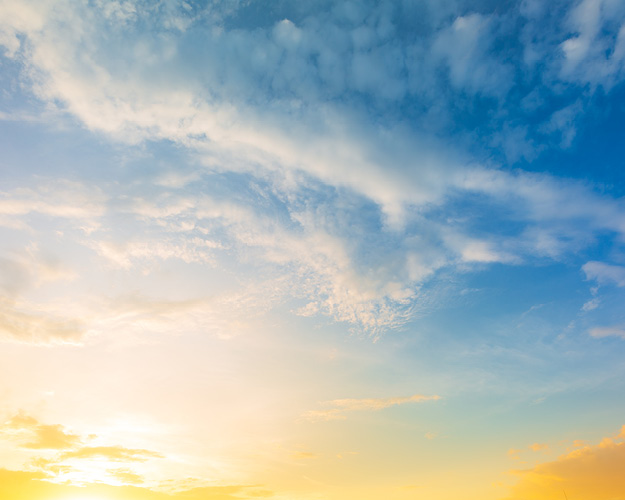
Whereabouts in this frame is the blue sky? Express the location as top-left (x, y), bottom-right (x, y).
top-left (1, 1), bottom-right (625, 499)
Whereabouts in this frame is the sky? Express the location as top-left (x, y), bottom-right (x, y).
top-left (1, 0), bottom-right (625, 499)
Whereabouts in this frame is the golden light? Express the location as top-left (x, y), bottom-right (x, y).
top-left (61, 495), bottom-right (111, 500)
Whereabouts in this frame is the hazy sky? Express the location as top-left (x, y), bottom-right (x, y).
top-left (1, 1), bottom-right (625, 499)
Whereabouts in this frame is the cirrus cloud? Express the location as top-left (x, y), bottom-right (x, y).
top-left (302, 393), bottom-right (441, 422)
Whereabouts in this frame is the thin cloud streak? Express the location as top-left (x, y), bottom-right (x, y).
top-left (303, 394), bottom-right (441, 422)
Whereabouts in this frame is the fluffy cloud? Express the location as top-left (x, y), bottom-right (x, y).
top-left (2, 412), bottom-right (163, 481)
top-left (2, 0), bottom-right (625, 338)
top-left (22, 425), bottom-right (81, 450)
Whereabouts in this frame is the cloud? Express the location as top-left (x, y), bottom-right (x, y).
top-left (0, 256), bottom-right (289, 343)
top-left (90, 285), bottom-right (285, 340)
top-left (60, 445), bottom-right (163, 462)
top-left (4, 413), bottom-right (39, 430)
top-left (539, 101), bottom-right (583, 148)
top-left (328, 394), bottom-right (441, 411)
top-left (432, 13), bottom-right (513, 96)
top-left (23, 425), bottom-right (81, 450)
top-left (84, 167), bottom-right (625, 335)
top-left (558, 0), bottom-right (625, 87)
top-left (589, 326), bottom-right (625, 339)
top-left (583, 261), bottom-right (625, 287)
top-left (0, 467), bottom-right (269, 500)
top-left (582, 297), bottom-right (600, 311)
top-left (528, 443), bottom-right (549, 452)
top-left (505, 426), bottom-right (625, 500)
top-left (0, 2), bottom-right (526, 213)
top-left (2, 412), bottom-right (81, 450)
top-left (0, 297), bottom-right (85, 344)
top-left (0, 244), bottom-right (83, 344)
top-left (88, 237), bottom-right (220, 269)
top-left (0, 179), bottom-right (107, 222)
top-left (2, 412), bottom-right (164, 486)
top-left (0, 174), bottom-right (435, 335)
top-left (2, 0), bottom-right (625, 339)
top-left (301, 408), bottom-right (348, 422)
top-left (108, 467), bottom-right (145, 485)
top-left (0, 247), bottom-right (76, 296)
top-left (302, 394), bottom-right (440, 422)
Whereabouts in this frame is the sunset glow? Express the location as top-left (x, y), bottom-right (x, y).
top-left (2, 0), bottom-right (625, 499)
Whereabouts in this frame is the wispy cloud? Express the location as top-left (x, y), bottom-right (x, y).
top-left (302, 394), bottom-right (440, 422)
top-left (0, 180), bottom-right (106, 222)
top-left (589, 326), bottom-right (625, 339)
top-left (107, 467), bottom-right (144, 485)
top-left (528, 442), bottom-right (549, 452)
top-left (583, 261), bottom-right (625, 287)
top-left (432, 13), bottom-right (512, 96)
top-left (0, 298), bottom-right (85, 345)
top-left (60, 446), bottom-right (163, 462)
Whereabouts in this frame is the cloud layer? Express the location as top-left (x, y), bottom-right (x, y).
top-left (506, 426), bottom-right (625, 500)
top-left (1, 0), bottom-right (625, 336)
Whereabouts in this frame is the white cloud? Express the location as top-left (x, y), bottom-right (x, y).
top-left (0, 180), bottom-right (106, 223)
top-left (3, 0), bottom-right (625, 338)
top-left (559, 0), bottom-right (625, 87)
top-left (3, 165), bottom-right (625, 336)
top-left (582, 298), bottom-right (600, 311)
top-left (583, 261), bottom-right (625, 287)
top-left (431, 13), bottom-right (512, 96)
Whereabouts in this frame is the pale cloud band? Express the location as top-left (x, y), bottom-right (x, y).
top-left (302, 394), bottom-right (441, 422)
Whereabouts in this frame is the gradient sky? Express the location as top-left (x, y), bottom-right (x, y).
top-left (1, 1), bottom-right (625, 499)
